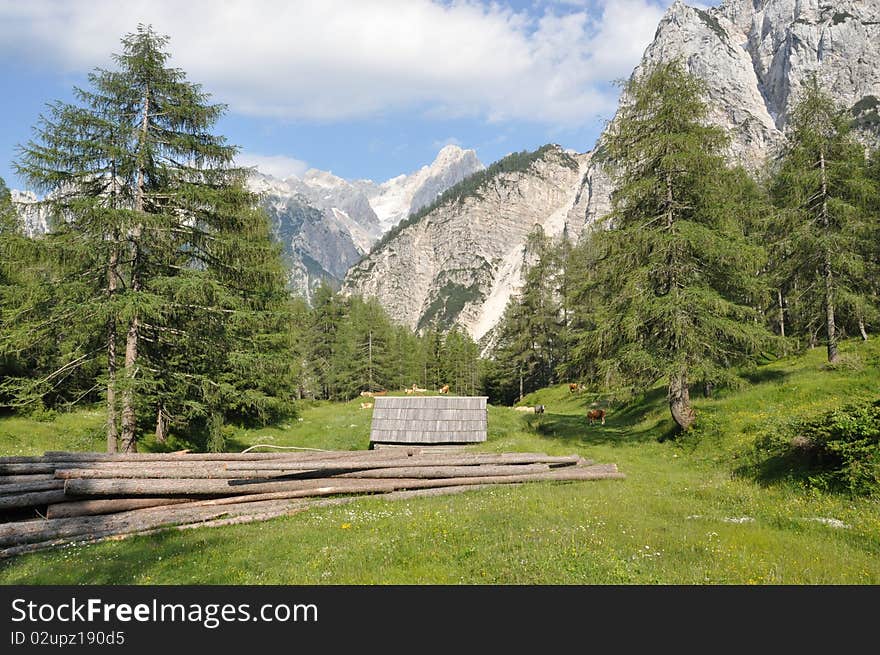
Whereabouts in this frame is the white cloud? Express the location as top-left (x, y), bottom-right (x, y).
top-left (235, 153), bottom-right (308, 179)
top-left (0, 0), bottom-right (669, 127)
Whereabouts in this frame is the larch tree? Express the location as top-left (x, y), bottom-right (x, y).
top-left (14, 25), bottom-right (296, 452)
top-left (770, 78), bottom-right (877, 361)
top-left (573, 60), bottom-right (772, 431)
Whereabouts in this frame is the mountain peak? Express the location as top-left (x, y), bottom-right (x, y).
top-left (369, 144), bottom-right (485, 231)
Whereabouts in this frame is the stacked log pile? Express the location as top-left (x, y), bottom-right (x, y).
top-left (0, 450), bottom-right (624, 558)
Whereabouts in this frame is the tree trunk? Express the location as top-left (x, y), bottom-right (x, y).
top-left (119, 312), bottom-right (140, 453)
top-left (367, 330), bottom-right (373, 391)
top-left (819, 148), bottom-right (839, 364)
top-left (668, 372), bottom-right (695, 431)
top-left (120, 84), bottom-right (150, 452)
top-left (106, 244), bottom-right (119, 453)
top-left (858, 315), bottom-right (868, 341)
top-left (777, 288), bottom-right (786, 339)
top-left (154, 404), bottom-right (168, 444)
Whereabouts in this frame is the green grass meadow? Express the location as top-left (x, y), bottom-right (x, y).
top-left (1, 339), bottom-right (878, 584)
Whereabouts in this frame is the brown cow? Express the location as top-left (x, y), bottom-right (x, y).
top-left (569, 383), bottom-right (579, 393)
top-left (587, 409), bottom-right (606, 425)
top-left (439, 384), bottom-right (450, 394)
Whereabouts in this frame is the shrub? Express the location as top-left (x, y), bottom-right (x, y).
top-left (748, 399), bottom-right (880, 495)
top-left (27, 402), bottom-right (58, 423)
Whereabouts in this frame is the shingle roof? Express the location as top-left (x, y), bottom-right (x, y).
top-left (369, 396), bottom-right (488, 444)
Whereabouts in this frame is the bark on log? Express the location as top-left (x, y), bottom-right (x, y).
top-left (0, 474), bottom-right (56, 485)
top-left (223, 454), bottom-right (583, 471)
top-left (55, 467), bottom-right (242, 480)
top-left (54, 462), bottom-right (562, 480)
top-left (333, 464), bottom-right (551, 479)
top-left (0, 480), bottom-right (66, 495)
top-left (46, 497), bottom-right (196, 519)
top-left (39, 450), bottom-right (396, 462)
top-left (0, 463), bottom-right (58, 475)
top-left (0, 489), bottom-right (68, 510)
top-left (0, 456), bottom-right (59, 464)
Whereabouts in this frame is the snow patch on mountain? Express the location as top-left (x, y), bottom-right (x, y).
top-left (368, 145), bottom-right (485, 232)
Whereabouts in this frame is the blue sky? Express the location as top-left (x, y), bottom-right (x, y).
top-left (0, 0), bottom-right (713, 191)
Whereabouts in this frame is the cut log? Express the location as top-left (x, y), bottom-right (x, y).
top-left (333, 464), bottom-right (551, 479)
top-left (0, 457), bottom-right (58, 464)
top-left (0, 489), bottom-right (68, 510)
top-left (63, 463), bottom-right (622, 498)
top-left (63, 476), bottom-right (403, 497)
top-left (222, 454), bottom-right (584, 471)
top-left (0, 479), bottom-right (66, 495)
top-left (46, 497), bottom-right (196, 519)
top-left (0, 474), bottom-right (57, 485)
top-left (53, 462), bottom-right (561, 480)
top-left (55, 467), bottom-right (243, 480)
top-left (39, 450), bottom-right (396, 462)
top-left (177, 483), bottom-right (496, 510)
top-left (0, 463), bottom-right (58, 475)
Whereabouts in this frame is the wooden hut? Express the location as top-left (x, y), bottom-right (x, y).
top-left (369, 396), bottom-right (488, 448)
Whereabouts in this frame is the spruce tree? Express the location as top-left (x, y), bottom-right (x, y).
top-left (0, 179), bottom-right (18, 401)
top-left (485, 226), bottom-right (566, 402)
top-left (770, 78), bottom-right (877, 360)
top-left (14, 25), bottom-right (296, 451)
top-left (573, 60), bottom-right (771, 431)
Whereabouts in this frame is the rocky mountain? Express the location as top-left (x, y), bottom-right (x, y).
top-left (10, 190), bottom-right (50, 237)
top-left (345, 0), bottom-right (880, 346)
top-left (366, 144), bottom-right (485, 232)
top-left (568, 0), bottom-right (880, 236)
top-left (248, 144), bottom-right (484, 300)
top-left (343, 145), bottom-right (589, 347)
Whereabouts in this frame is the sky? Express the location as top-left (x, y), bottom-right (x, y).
top-left (0, 0), bottom-right (717, 192)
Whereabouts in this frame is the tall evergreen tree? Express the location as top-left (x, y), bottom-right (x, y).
top-left (0, 178), bottom-right (18, 403)
top-left (485, 226), bottom-right (565, 402)
top-left (864, 149), bottom-right (880, 337)
top-left (14, 25), bottom-right (296, 451)
top-left (770, 78), bottom-right (877, 360)
top-left (572, 60), bottom-right (771, 431)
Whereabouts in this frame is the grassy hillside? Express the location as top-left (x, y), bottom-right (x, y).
top-left (1, 339), bottom-right (878, 584)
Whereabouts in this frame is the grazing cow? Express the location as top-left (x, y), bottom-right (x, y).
top-left (439, 384), bottom-right (450, 394)
top-left (534, 404), bottom-right (545, 414)
top-left (587, 409), bottom-right (606, 425)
